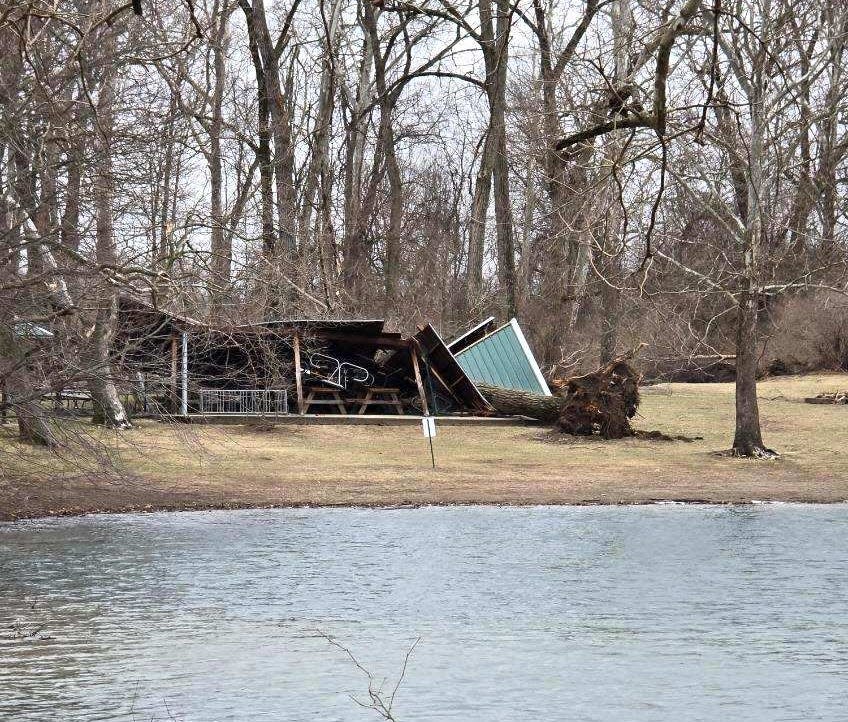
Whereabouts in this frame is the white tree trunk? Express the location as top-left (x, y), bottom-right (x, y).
top-left (89, 52), bottom-right (131, 430)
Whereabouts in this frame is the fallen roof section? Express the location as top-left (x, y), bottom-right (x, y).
top-left (118, 294), bottom-right (206, 333)
top-left (412, 324), bottom-right (493, 412)
top-left (447, 316), bottom-right (496, 355)
top-left (454, 318), bottom-right (552, 396)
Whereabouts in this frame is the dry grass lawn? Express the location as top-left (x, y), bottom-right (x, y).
top-left (1, 373), bottom-right (847, 519)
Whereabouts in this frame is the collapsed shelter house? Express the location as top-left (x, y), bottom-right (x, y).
top-left (115, 296), bottom-right (550, 422)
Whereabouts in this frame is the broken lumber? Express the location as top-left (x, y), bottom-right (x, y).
top-left (804, 392), bottom-right (847, 405)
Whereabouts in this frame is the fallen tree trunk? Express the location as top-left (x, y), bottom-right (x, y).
top-left (477, 350), bottom-right (642, 439)
top-left (475, 383), bottom-right (562, 423)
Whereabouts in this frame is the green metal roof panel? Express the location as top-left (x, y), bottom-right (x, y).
top-left (454, 319), bottom-right (551, 395)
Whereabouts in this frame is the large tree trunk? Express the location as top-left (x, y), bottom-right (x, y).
top-left (7, 366), bottom-right (58, 447)
top-left (256, 1), bottom-right (297, 254)
top-left (89, 55), bottom-right (131, 430)
top-left (468, 0), bottom-right (516, 318)
top-left (240, 0), bottom-right (300, 305)
top-left (298, 0), bottom-right (342, 259)
top-left (489, 0), bottom-right (516, 319)
top-left (594, 0), bottom-right (631, 363)
top-left (156, 92), bottom-right (179, 279)
top-left (730, 92), bottom-right (773, 459)
top-left (383, 139), bottom-right (402, 315)
top-left (341, 138), bottom-right (385, 307)
top-left (209, 1), bottom-right (232, 300)
top-left (270, 64), bottom-right (298, 255)
top-left (340, 34), bottom-right (375, 302)
top-left (61, 142), bottom-right (82, 254)
top-left (363, 2), bottom-right (404, 317)
top-left (476, 382), bottom-right (561, 421)
top-left (3, 141), bottom-right (63, 447)
top-left (241, 0), bottom-right (276, 265)
top-left (731, 293), bottom-right (774, 457)
top-left (530, 0), bottom-right (603, 357)
top-left (492, 120), bottom-right (516, 318)
top-left (465, 131), bottom-right (494, 310)
top-left (87, 297), bottom-right (132, 429)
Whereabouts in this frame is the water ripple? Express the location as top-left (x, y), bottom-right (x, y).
top-left (1, 504), bottom-right (847, 721)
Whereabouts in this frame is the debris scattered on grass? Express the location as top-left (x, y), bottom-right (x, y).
top-left (804, 391), bottom-right (847, 405)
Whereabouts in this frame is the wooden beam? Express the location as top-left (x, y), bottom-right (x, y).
top-left (413, 323), bottom-right (492, 411)
top-left (293, 332), bottom-right (304, 414)
top-left (318, 330), bottom-right (408, 348)
top-left (428, 365), bottom-right (462, 408)
top-left (409, 346), bottom-right (429, 416)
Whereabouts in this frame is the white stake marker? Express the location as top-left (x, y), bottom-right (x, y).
top-left (421, 416), bottom-right (437, 438)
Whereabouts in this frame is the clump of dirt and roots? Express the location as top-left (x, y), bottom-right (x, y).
top-left (478, 350), bottom-right (644, 440)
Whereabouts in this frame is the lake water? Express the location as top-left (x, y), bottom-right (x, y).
top-left (1, 505), bottom-right (847, 721)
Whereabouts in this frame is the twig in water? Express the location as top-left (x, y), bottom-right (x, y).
top-left (319, 630), bottom-right (420, 721)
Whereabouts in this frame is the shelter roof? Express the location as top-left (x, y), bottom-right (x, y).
top-left (118, 294), bottom-right (206, 334)
top-left (453, 318), bottom-right (551, 396)
top-left (447, 316), bottom-right (496, 354)
top-left (246, 319), bottom-right (386, 335)
top-left (412, 323), bottom-right (493, 412)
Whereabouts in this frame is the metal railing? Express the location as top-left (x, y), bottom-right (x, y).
top-left (198, 389), bottom-right (288, 416)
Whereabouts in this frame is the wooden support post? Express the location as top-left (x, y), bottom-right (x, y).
top-left (293, 332), bottom-right (304, 414)
top-left (180, 331), bottom-right (189, 416)
top-left (429, 365), bottom-right (462, 407)
top-left (410, 346), bottom-right (430, 416)
top-left (170, 334), bottom-right (178, 413)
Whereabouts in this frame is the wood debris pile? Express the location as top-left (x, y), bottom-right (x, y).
top-left (804, 391), bottom-right (848, 405)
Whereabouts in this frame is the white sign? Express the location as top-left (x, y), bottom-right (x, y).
top-left (421, 416), bottom-right (437, 438)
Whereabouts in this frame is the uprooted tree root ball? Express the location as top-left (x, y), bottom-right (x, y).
top-left (554, 359), bottom-right (640, 438)
top-left (477, 352), bottom-right (642, 440)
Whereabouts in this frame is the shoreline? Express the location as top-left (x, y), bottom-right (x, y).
top-left (4, 495), bottom-right (848, 524)
top-left (3, 374), bottom-right (847, 523)
top-left (3, 473), bottom-right (848, 523)
top-left (5, 497), bottom-right (848, 524)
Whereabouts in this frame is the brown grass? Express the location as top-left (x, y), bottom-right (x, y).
top-left (1, 373), bottom-right (847, 519)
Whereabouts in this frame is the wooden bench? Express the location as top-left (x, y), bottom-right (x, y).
top-left (303, 386), bottom-right (347, 414)
top-left (354, 387), bottom-right (405, 415)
